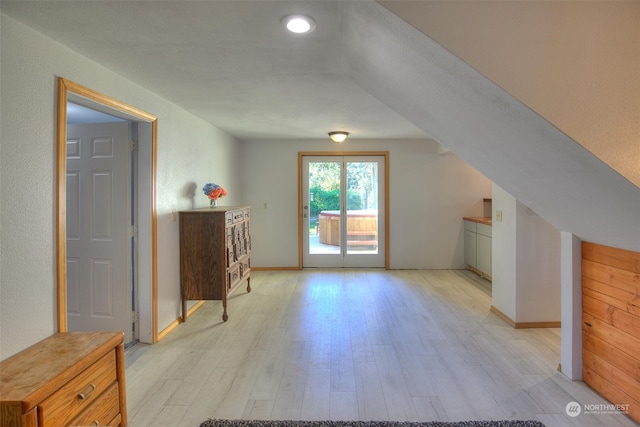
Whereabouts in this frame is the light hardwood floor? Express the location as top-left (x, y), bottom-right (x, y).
top-left (124, 270), bottom-right (638, 427)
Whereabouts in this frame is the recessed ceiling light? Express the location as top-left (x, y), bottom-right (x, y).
top-left (282, 14), bottom-right (316, 34)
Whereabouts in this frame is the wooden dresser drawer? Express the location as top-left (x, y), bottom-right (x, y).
top-left (0, 332), bottom-right (127, 427)
top-left (239, 256), bottom-right (250, 279)
top-left (227, 264), bottom-right (240, 290)
top-left (225, 211), bottom-right (234, 225)
top-left (40, 350), bottom-right (117, 426)
top-left (227, 245), bottom-right (236, 267)
top-left (67, 382), bottom-right (120, 427)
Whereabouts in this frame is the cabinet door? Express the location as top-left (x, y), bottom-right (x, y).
top-left (477, 234), bottom-right (492, 277)
top-left (464, 229), bottom-right (477, 268)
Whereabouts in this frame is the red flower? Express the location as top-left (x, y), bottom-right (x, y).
top-left (203, 183), bottom-right (227, 200)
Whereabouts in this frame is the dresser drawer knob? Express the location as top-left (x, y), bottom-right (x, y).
top-left (78, 383), bottom-right (96, 400)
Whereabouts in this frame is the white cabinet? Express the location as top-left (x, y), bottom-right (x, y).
top-left (476, 223), bottom-right (492, 278)
top-left (464, 219), bottom-right (492, 279)
top-left (464, 221), bottom-right (477, 268)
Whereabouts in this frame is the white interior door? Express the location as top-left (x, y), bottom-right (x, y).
top-left (66, 122), bottom-right (134, 343)
top-left (302, 155), bottom-right (385, 268)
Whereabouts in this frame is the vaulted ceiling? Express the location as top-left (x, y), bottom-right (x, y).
top-left (1, 0), bottom-right (638, 252)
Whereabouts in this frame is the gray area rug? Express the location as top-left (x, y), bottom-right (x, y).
top-left (200, 420), bottom-right (545, 427)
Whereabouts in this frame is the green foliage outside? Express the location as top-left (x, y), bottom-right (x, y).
top-left (309, 186), bottom-right (363, 218)
top-left (308, 161), bottom-right (376, 233)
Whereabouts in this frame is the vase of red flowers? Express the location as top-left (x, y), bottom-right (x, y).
top-left (203, 183), bottom-right (227, 208)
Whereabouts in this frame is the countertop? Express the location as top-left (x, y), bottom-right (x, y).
top-left (463, 217), bottom-right (492, 226)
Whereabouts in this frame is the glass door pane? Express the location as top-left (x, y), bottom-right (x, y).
top-left (302, 155), bottom-right (385, 268)
top-left (346, 161), bottom-right (378, 255)
top-left (309, 160), bottom-right (341, 255)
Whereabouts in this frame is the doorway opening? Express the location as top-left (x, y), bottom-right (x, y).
top-left (299, 152), bottom-right (389, 269)
top-left (57, 78), bottom-right (159, 344)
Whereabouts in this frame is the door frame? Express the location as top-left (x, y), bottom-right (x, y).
top-left (56, 77), bottom-right (159, 342)
top-left (298, 151), bottom-right (390, 269)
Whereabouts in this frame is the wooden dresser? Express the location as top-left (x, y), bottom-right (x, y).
top-left (180, 206), bottom-right (251, 322)
top-left (0, 331), bottom-right (127, 427)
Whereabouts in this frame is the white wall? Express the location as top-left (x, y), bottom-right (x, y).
top-left (240, 138), bottom-right (491, 269)
top-left (561, 232), bottom-right (583, 380)
top-left (491, 184), bottom-right (517, 320)
top-left (516, 201), bottom-right (561, 322)
top-left (0, 13), bottom-right (240, 359)
top-left (491, 183), bottom-right (561, 324)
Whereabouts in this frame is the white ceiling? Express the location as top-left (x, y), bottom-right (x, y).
top-left (1, 0), bottom-right (428, 140)
top-left (3, 0), bottom-right (639, 252)
top-left (67, 102), bottom-right (127, 124)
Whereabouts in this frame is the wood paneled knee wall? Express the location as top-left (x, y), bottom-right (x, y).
top-left (582, 241), bottom-right (640, 423)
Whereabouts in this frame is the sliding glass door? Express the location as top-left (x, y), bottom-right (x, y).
top-left (302, 155), bottom-right (385, 268)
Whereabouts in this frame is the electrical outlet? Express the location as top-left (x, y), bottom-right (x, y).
top-left (496, 210), bottom-right (503, 222)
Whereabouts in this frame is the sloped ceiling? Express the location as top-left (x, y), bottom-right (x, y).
top-left (382, 0), bottom-right (640, 189)
top-left (1, 0), bottom-right (638, 251)
top-left (342, 2), bottom-right (639, 252)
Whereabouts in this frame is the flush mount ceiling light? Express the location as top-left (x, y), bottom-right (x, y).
top-left (282, 14), bottom-right (316, 34)
top-left (328, 131), bottom-right (349, 144)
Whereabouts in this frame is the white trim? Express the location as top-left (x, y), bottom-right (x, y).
top-left (561, 232), bottom-right (583, 380)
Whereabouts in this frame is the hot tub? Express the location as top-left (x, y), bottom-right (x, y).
top-left (318, 210), bottom-right (378, 247)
